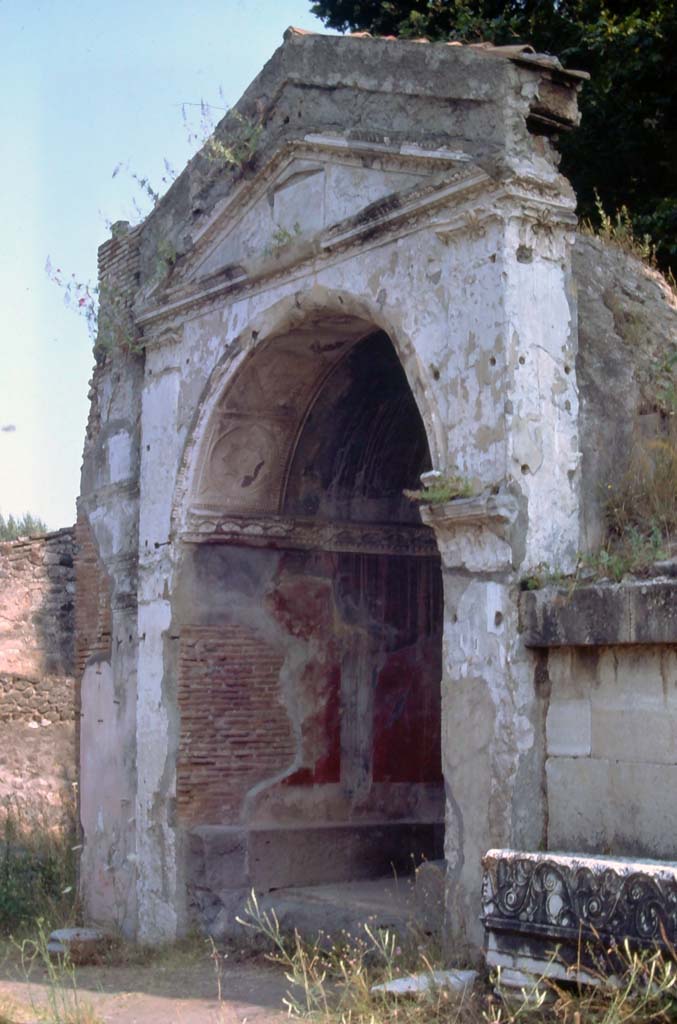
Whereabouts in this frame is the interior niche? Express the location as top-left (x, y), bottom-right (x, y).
top-left (178, 325), bottom-right (444, 892)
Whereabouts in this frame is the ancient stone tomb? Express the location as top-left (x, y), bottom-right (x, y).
top-left (76, 28), bottom-right (677, 951)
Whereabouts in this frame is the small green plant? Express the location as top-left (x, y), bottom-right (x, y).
top-left (263, 221), bottom-right (302, 259)
top-left (581, 190), bottom-right (657, 266)
top-left (581, 524), bottom-right (667, 583)
top-left (154, 239), bottom-right (178, 281)
top-left (520, 563), bottom-right (570, 592)
top-left (404, 472), bottom-right (474, 505)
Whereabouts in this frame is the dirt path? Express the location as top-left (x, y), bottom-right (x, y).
top-left (0, 954), bottom-right (291, 1023)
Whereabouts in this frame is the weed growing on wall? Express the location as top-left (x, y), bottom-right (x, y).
top-left (204, 109), bottom-right (264, 170)
top-left (48, 95), bottom-right (264, 358)
top-left (404, 472), bottom-right (474, 505)
top-left (263, 221), bottom-right (302, 259)
top-left (46, 262), bottom-right (142, 358)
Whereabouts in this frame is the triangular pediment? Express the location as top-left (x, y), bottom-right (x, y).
top-left (176, 140), bottom-right (486, 288)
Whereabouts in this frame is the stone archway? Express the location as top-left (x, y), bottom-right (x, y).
top-left (175, 315), bottom-right (444, 929)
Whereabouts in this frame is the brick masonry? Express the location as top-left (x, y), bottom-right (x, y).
top-left (74, 510), bottom-right (112, 674)
top-left (177, 624), bottom-right (294, 825)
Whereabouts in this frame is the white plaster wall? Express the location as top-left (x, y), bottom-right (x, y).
top-left (131, 167), bottom-right (581, 945)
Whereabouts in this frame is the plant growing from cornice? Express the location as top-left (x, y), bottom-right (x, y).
top-left (154, 239), bottom-right (178, 281)
top-left (404, 471), bottom-right (474, 504)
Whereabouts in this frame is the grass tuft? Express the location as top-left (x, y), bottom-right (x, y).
top-left (0, 797), bottom-right (78, 937)
top-left (404, 472), bottom-right (474, 506)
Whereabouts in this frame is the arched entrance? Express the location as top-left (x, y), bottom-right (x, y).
top-left (176, 315), bottom-right (443, 921)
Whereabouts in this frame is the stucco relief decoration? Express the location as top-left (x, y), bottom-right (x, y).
top-left (483, 853), bottom-right (677, 947)
top-left (197, 420), bottom-right (285, 512)
top-left (223, 347), bottom-right (318, 416)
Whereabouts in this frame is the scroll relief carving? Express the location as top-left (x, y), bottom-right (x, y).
top-left (482, 851), bottom-right (677, 948)
top-left (183, 512), bottom-right (438, 558)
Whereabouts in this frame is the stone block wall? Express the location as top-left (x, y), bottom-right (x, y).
top-left (0, 529), bottom-right (77, 825)
top-left (521, 579), bottom-right (677, 862)
top-left (544, 644), bottom-right (677, 859)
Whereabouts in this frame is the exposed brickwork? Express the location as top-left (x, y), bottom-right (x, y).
top-left (177, 625), bottom-right (293, 825)
top-left (96, 223), bottom-right (142, 354)
top-left (74, 510), bottom-right (112, 674)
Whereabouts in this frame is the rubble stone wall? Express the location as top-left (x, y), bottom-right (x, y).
top-left (0, 529), bottom-right (76, 824)
top-left (0, 528), bottom-right (75, 717)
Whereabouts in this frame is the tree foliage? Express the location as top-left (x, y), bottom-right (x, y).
top-left (0, 512), bottom-right (48, 541)
top-left (310, 0), bottom-right (677, 274)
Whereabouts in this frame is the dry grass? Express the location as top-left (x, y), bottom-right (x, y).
top-left (0, 797), bottom-right (78, 937)
top-left (580, 192), bottom-right (658, 268)
top-left (600, 427), bottom-right (677, 577)
top-left (234, 893), bottom-right (677, 1024)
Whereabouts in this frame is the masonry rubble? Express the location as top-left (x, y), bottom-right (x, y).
top-left (0, 529), bottom-right (76, 825)
top-left (74, 26), bottom-right (677, 955)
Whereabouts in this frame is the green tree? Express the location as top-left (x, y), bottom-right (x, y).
top-left (0, 512), bottom-right (48, 541)
top-left (310, 0), bottom-right (677, 274)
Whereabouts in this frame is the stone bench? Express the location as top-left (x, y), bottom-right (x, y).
top-left (482, 849), bottom-right (677, 986)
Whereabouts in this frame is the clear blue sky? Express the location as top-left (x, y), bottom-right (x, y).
top-left (0, 0), bottom-right (334, 529)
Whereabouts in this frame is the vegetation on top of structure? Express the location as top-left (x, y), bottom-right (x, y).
top-left (310, 0), bottom-right (677, 279)
top-left (204, 109), bottom-right (264, 171)
top-left (0, 512), bottom-right (48, 541)
top-left (47, 97), bottom-right (264, 360)
top-left (46, 262), bottom-right (144, 359)
top-left (580, 190), bottom-right (658, 267)
top-left (404, 472), bottom-right (475, 505)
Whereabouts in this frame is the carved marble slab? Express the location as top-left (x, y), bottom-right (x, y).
top-left (482, 848), bottom-right (677, 983)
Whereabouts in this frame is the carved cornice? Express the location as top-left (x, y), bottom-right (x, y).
top-left (419, 492), bottom-right (518, 537)
top-left (483, 848), bottom-right (677, 951)
top-left (182, 511), bottom-right (438, 558)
